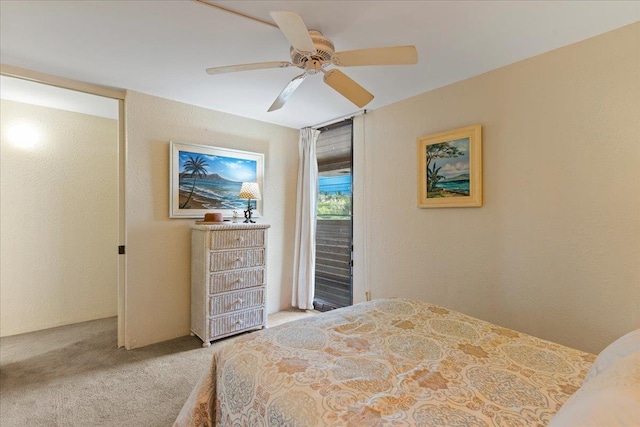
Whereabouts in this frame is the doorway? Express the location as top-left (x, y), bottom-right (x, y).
top-left (313, 120), bottom-right (353, 311)
top-left (0, 73), bottom-right (124, 344)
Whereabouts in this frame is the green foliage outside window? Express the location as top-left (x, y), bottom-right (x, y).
top-left (317, 192), bottom-right (351, 219)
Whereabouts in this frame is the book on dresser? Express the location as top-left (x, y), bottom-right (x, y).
top-left (190, 223), bottom-right (270, 347)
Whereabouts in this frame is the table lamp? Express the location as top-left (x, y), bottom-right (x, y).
top-left (238, 182), bottom-right (261, 223)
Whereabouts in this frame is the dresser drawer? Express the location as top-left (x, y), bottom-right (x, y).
top-left (209, 307), bottom-right (264, 338)
top-left (210, 248), bottom-right (264, 271)
top-left (210, 229), bottom-right (265, 250)
top-left (209, 267), bottom-right (264, 294)
top-left (209, 287), bottom-right (264, 315)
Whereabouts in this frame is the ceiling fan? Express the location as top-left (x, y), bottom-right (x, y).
top-left (205, 11), bottom-right (418, 112)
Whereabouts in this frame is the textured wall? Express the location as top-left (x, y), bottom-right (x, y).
top-left (124, 91), bottom-right (298, 349)
top-left (0, 100), bottom-right (118, 336)
top-left (352, 23), bottom-right (640, 354)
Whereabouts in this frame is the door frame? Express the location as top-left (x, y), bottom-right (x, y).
top-left (1, 63), bottom-right (128, 347)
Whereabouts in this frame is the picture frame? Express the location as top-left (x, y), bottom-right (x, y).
top-left (170, 141), bottom-right (264, 218)
top-left (417, 124), bottom-right (482, 208)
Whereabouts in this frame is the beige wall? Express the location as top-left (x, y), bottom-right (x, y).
top-left (124, 91), bottom-right (298, 349)
top-left (352, 23), bottom-right (640, 354)
top-left (0, 100), bottom-right (118, 336)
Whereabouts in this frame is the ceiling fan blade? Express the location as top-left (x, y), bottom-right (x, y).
top-left (332, 46), bottom-right (418, 67)
top-left (206, 61), bottom-right (293, 75)
top-left (269, 11), bottom-right (316, 54)
top-left (268, 73), bottom-right (307, 112)
top-left (323, 69), bottom-right (374, 108)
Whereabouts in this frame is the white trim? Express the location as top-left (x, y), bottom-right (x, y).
top-left (0, 63), bottom-right (125, 100)
top-left (117, 99), bottom-right (127, 348)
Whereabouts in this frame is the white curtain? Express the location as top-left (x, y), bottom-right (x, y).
top-left (292, 127), bottom-right (321, 309)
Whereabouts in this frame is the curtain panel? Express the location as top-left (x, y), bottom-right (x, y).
top-left (291, 128), bottom-right (321, 309)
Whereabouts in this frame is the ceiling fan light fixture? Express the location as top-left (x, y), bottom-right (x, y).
top-left (204, 11), bottom-right (417, 111)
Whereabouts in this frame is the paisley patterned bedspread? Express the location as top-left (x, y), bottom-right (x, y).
top-left (174, 298), bottom-right (595, 427)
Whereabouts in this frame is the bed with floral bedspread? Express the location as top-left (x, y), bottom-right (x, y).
top-left (174, 298), bottom-right (595, 427)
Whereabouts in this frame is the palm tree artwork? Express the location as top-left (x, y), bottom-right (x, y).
top-left (417, 125), bottom-right (481, 207)
top-left (179, 155), bottom-right (209, 208)
top-left (427, 162), bottom-right (445, 192)
top-left (425, 140), bottom-right (467, 198)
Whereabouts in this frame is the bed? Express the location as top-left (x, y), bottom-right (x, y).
top-left (174, 298), bottom-right (639, 427)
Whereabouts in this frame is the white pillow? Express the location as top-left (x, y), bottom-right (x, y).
top-left (548, 329), bottom-right (640, 427)
top-left (548, 385), bottom-right (639, 426)
top-left (583, 328), bottom-right (640, 384)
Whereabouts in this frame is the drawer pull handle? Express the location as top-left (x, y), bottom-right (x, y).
top-left (236, 278), bottom-right (244, 283)
top-left (235, 298), bottom-right (243, 304)
top-left (235, 257), bottom-right (244, 262)
top-left (236, 237), bottom-right (244, 242)
top-left (235, 319), bottom-right (244, 325)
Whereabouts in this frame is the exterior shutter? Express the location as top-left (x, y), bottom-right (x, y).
top-left (314, 120), bottom-right (353, 311)
top-left (316, 123), bottom-right (352, 173)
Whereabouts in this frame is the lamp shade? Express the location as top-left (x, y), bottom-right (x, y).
top-left (238, 182), bottom-right (261, 200)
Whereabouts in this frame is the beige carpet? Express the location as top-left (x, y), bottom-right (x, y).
top-left (0, 309), bottom-right (316, 427)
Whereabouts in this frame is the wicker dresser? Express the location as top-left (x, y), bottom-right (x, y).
top-left (190, 223), bottom-right (269, 347)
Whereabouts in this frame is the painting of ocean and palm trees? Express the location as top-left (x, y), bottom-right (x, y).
top-left (426, 138), bottom-right (470, 198)
top-left (179, 151), bottom-right (256, 209)
top-left (170, 142), bottom-right (263, 218)
top-left (417, 125), bottom-right (482, 208)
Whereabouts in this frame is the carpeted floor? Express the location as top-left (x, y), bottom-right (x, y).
top-left (0, 309), bottom-right (316, 427)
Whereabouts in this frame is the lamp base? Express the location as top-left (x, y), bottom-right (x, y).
top-left (243, 199), bottom-right (255, 223)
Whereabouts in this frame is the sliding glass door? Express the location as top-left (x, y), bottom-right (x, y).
top-left (314, 120), bottom-right (353, 311)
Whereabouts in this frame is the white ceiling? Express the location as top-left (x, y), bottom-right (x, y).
top-left (1, 1), bottom-right (638, 129)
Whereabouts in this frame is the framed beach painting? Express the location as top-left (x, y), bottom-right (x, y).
top-left (170, 141), bottom-right (264, 218)
top-left (417, 124), bottom-right (482, 208)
